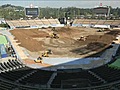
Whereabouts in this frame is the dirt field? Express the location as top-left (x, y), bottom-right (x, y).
top-left (10, 27), bottom-right (119, 58)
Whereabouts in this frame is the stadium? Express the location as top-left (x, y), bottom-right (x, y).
top-left (0, 2), bottom-right (120, 90)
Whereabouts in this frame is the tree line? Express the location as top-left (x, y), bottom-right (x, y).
top-left (0, 4), bottom-right (120, 20)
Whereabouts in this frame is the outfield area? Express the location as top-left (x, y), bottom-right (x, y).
top-left (10, 27), bottom-right (116, 58)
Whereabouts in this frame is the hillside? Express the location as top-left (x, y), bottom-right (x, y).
top-left (0, 4), bottom-right (24, 10)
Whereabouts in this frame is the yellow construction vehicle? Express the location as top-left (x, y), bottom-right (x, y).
top-left (46, 49), bottom-right (52, 54)
top-left (42, 52), bottom-right (49, 57)
top-left (46, 32), bottom-right (59, 39)
top-left (50, 32), bottom-right (59, 38)
top-left (34, 56), bottom-right (43, 63)
top-left (41, 49), bottom-right (52, 57)
top-left (34, 50), bottom-right (52, 63)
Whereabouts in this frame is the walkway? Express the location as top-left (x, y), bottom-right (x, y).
top-left (0, 30), bottom-right (28, 60)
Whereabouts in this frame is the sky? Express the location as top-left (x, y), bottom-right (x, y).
top-left (0, 0), bottom-right (120, 8)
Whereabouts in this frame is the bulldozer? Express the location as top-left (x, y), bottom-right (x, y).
top-left (34, 56), bottom-right (43, 63)
top-left (34, 50), bottom-right (52, 63)
top-left (41, 49), bottom-right (52, 57)
top-left (42, 52), bottom-right (49, 57)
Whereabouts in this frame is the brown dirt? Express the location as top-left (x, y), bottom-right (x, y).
top-left (10, 29), bottom-right (48, 52)
top-left (56, 27), bottom-right (85, 38)
top-left (10, 27), bottom-right (119, 57)
top-left (23, 59), bottom-right (52, 67)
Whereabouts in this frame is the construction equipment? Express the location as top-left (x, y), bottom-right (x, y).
top-left (42, 51), bottom-right (49, 57)
top-left (78, 36), bottom-right (87, 41)
top-left (34, 56), bottom-right (43, 63)
top-left (97, 29), bottom-right (104, 32)
top-left (34, 49), bottom-right (52, 63)
top-left (41, 49), bottom-right (52, 57)
top-left (46, 32), bottom-right (59, 39)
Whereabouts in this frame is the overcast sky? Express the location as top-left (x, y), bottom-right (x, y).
top-left (0, 0), bottom-right (120, 8)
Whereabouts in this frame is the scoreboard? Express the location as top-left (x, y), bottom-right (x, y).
top-left (25, 8), bottom-right (39, 16)
top-left (93, 7), bottom-right (109, 15)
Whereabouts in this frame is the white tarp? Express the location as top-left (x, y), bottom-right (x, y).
top-left (51, 24), bottom-right (64, 27)
top-left (93, 25), bottom-right (110, 29)
top-left (82, 24), bottom-right (91, 27)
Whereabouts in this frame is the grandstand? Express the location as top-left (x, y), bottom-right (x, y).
top-left (6, 19), bottom-right (62, 29)
top-left (73, 19), bottom-right (120, 26)
top-left (1, 12), bottom-right (120, 90)
top-left (0, 25), bottom-right (120, 89)
top-left (72, 19), bottom-right (120, 28)
top-left (1, 2), bottom-right (120, 90)
top-left (1, 57), bottom-right (120, 89)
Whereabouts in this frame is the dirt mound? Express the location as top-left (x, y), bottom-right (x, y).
top-left (70, 42), bottom-right (107, 55)
top-left (87, 34), bottom-right (115, 43)
top-left (86, 42), bottom-right (106, 50)
top-left (57, 27), bottom-right (84, 38)
top-left (106, 30), bottom-right (120, 36)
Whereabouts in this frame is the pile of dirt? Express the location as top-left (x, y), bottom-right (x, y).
top-left (87, 42), bottom-right (106, 50)
top-left (87, 34), bottom-right (115, 43)
top-left (56, 27), bottom-right (84, 38)
top-left (106, 30), bottom-right (120, 36)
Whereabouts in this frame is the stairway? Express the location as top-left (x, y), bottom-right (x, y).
top-left (47, 72), bottom-right (57, 88)
top-left (88, 70), bottom-right (106, 83)
top-left (15, 70), bottom-right (37, 83)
